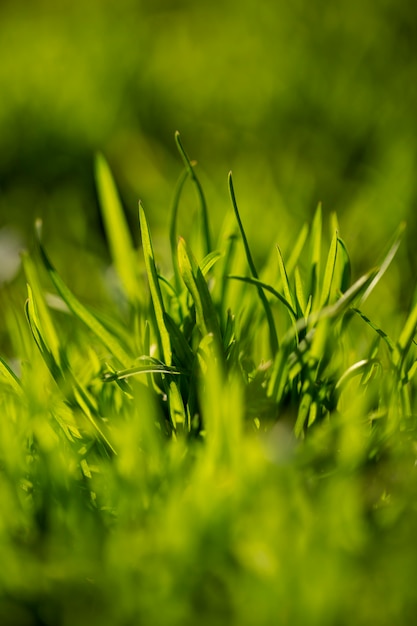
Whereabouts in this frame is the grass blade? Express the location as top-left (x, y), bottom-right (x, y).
top-left (36, 227), bottom-right (131, 367)
top-left (320, 230), bottom-right (338, 308)
top-left (310, 203), bottom-right (322, 306)
top-left (0, 355), bottom-right (22, 395)
top-left (169, 167), bottom-right (189, 291)
top-left (139, 202), bottom-right (172, 365)
top-left (228, 172), bottom-right (279, 355)
top-left (276, 246), bottom-right (295, 314)
top-left (95, 153), bottom-right (140, 304)
top-left (177, 237), bottom-right (221, 344)
top-left (228, 274), bottom-right (297, 319)
top-left (358, 223), bottom-right (405, 305)
top-left (175, 131), bottom-right (211, 256)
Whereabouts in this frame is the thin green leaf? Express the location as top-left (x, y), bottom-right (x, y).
top-left (139, 203), bottom-right (172, 365)
top-left (320, 230), bottom-right (338, 308)
top-left (228, 274), bottom-right (297, 319)
top-left (310, 203), bottom-right (322, 305)
top-left (228, 172), bottom-right (279, 354)
top-left (276, 246), bottom-right (295, 312)
top-left (358, 222), bottom-right (405, 305)
top-left (177, 237), bottom-right (221, 344)
top-left (169, 167), bottom-right (189, 292)
top-left (22, 250), bottom-right (61, 366)
top-left (95, 153), bottom-right (139, 304)
top-left (397, 301), bottom-right (417, 357)
top-left (36, 232), bottom-right (131, 368)
top-left (175, 131), bottom-right (211, 256)
top-left (286, 222), bottom-right (309, 276)
top-left (294, 267), bottom-right (307, 317)
top-left (102, 362), bottom-right (183, 382)
top-left (0, 355), bottom-right (22, 395)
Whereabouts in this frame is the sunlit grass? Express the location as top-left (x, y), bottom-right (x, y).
top-left (1, 137), bottom-right (417, 625)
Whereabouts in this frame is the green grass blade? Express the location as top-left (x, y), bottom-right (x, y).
top-left (276, 246), bottom-right (295, 313)
top-left (169, 167), bottom-right (189, 292)
top-left (177, 237), bottom-right (221, 344)
top-left (163, 312), bottom-right (195, 368)
top-left (358, 223), bottom-right (405, 305)
top-left (227, 274), bottom-right (297, 319)
top-left (228, 171), bottom-right (279, 354)
top-left (95, 153), bottom-right (140, 304)
top-left (0, 355), bottom-right (22, 395)
top-left (175, 131), bottom-right (211, 256)
top-left (397, 301), bottom-right (417, 357)
top-left (320, 230), bottom-right (338, 308)
top-left (102, 362), bottom-right (183, 382)
top-left (286, 222), bottom-right (309, 276)
top-left (310, 203), bottom-right (322, 305)
top-left (22, 249), bottom-right (61, 366)
top-left (294, 267), bottom-right (307, 317)
top-left (36, 231), bottom-right (131, 368)
top-left (139, 202), bottom-right (172, 365)
top-left (200, 250), bottom-right (222, 277)
top-left (336, 236), bottom-right (352, 293)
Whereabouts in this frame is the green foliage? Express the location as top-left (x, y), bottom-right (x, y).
top-left (1, 141), bottom-right (417, 624)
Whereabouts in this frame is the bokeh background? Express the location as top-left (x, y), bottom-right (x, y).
top-left (1, 0), bottom-right (417, 346)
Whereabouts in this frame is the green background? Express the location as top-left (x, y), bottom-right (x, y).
top-left (1, 0), bottom-right (416, 320)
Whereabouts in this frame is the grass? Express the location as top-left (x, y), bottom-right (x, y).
top-left (1, 136), bottom-right (417, 625)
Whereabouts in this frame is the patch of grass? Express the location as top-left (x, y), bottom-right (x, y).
top-left (1, 137), bottom-right (417, 625)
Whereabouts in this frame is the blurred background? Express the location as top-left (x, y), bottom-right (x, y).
top-left (1, 0), bottom-right (417, 348)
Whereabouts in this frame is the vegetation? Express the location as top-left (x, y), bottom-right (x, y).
top-left (1, 135), bottom-right (417, 625)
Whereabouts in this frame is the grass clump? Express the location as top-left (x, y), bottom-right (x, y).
top-left (1, 136), bottom-right (417, 625)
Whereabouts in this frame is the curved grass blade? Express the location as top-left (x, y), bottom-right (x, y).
top-left (25, 286), bottom-right (116, 455)
top-left (175, 131), bottom-right (211, 256)
top-left (276, 246), bottom-right (295, 314)
top-left (228, 172), bottom-right (279, 354)
top-left (163, 312), bottom-right (195, 369)
top-left (139, 204), bottom-right (186, 430)
top-left (358, 223), bottom-right (405, 305)
top-left (102, 362), bottom-right (183, 382)
top-left (310, 203), bottom-right (322, 306)
top-left (286, 222), bottom-right (309, 276)
top-left (177, 237), bottom-right (221, 344)
top-left (282, 270), bottom-right (376, 346)
top-left (294, 267), bottom-right (307, 317)
top-left (139, 203), bottom-right (172, 365)
top-left (169, 167), bottom-right (189, 291)
top-left (227, 274), bottom-right (297, 319)
top-left (36, 226), bottom-right (131, 368)
top-left (319, 230), bottom-right (338, 308)
top-left (22, 250), bottom-right (61, 366)
top-left (95, 153), bottom-right (140, 304)
top-left (0, 355), bottom-right (22, 395)
top-left (397, 301), bottom-right (417, 358)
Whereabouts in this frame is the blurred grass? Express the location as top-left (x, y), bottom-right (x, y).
top-left (1, 0), bottom-right (416, 246)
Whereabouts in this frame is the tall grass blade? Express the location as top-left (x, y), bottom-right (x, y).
top-left (36, 234), bottom-right (131, 368)
top-left (358, 223), bottom-right (405, 305)
top-left (177, 237), bottom-right (221, 344)
top-left (169, 167), bottom-right (189, 291)
top-left (310, 203), bottom-right (322, 306)
top-left (0, 355), bottom-right (22, 395)
top-left (175, 131), bottom-right (211, 256)
top-left (22, 249), bottom-right (61, 366)
top-left (139, 202), bottom-right (172, 365)
top-left (276, 246), bottom-right (296, 315)
top-left (320, 230), bottom-right (338, 307)
top-left (228, 172), bottom-right (279, 354)
top-left (95, 153), bottom-right (140, 304)
top-left (228, 274), bottom-right (297, 319)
